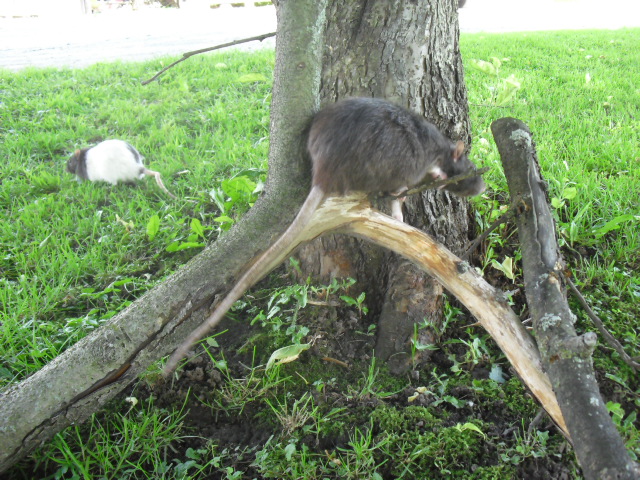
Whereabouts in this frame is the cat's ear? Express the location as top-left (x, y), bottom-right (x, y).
top-left (452, 141), bottom-right (465, 161)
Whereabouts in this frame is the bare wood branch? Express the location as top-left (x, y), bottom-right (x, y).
top-left (321, 195), bottom-right (567, 435)
top-left (166, 191), bottom-right (568, 434)
top-left (141, 31), bottom-right (276, 85)
top-left (492, 116), bottom-right (639, 480)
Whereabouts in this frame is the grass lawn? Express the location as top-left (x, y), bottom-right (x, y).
top-left (0, 28), bottom-right (638, 479)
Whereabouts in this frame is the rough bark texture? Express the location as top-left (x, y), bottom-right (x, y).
top-left (294, 0), bottom-right (475, 371)
top-left (0, 0), bottom-right (326, 472)
top-left (492, 117), bottom-right (639, 480)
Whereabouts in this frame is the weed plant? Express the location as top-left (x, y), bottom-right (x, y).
top-left (0, 28), bottom-right (638, 479)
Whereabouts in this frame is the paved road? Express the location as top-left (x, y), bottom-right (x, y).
top-left (0, 5), bottom-right (277, 71)
top-left (0, 0), bottom-right (639, 71)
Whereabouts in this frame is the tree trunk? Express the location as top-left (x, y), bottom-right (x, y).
top-left (0, 0), bottom-right (327, 471)
top-left (294, 0), bottom-right (473, 372)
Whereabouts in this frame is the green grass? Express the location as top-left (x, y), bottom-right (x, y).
top-left (36, 396), bottom-right (194, 479)
top-left (464, 28), bottom-right (639, 264)
top-left (0, 51), bottom-right (273, 380)
top-left (1, 28), bottom-right (639, 479)
top-left (461, 28), bottom-right (640, 369)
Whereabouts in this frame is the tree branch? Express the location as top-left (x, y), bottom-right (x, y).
top-left (171, 192), bottom-right (569, 436)
top-left (0, 0), bottom-right (323, 470)
top-left (492, 117), bottom-right (639, 480)
top-left (141, 32), bottom-right (276, 85)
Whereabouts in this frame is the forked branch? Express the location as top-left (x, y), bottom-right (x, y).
top-left (167, 191), bottom-right (568, 435)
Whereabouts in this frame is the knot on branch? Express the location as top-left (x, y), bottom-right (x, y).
top-left (565, 332), bottom-right (598, 357)
top-left (547, 269), bottom-right (567, 293)
top-left (551, 332), bottom-right (597, 361)
top-left (455, 260), bottom-right (472, 274)
top-left (509, 128), bottom-right (532, 149)
top-left (538, 312), bottom-right (562, 332)
top-left (511, 195), bottom-right (533, 218)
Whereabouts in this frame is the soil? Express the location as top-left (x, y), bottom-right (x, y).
top-left (126, 270), bottom-right (580, 479)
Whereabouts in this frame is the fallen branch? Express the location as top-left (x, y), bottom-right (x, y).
top-left (141, 31), bottom-right (277, 85)
top-left (329, 195), bottom-right (568, 435)
top-left (492, 117), bottom-right (639, 480)
top-left (0, 191), bottom-right (570, 473)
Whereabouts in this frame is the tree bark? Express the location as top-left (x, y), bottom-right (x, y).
top-left (492, 117), bottom-right (640, 480)
top-left (294, 0), bottom-right (474, 371)
top-left (0, 0), bottom-right (327, 472)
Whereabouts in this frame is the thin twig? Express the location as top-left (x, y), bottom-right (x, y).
top-left (566, 277), bottom-right (640, 371)
top-left (406, 166), bottom-right (491, 197)
top-left (141, 31), bottom-right (277, 85)
top-left (460, 198), bottom-right (521, 260)
top-left (527, 408), bottom-right (547, 435)
top-left (321, 357), bottom-right (350, 369)
top-left (468, 103), bottom-right (509, 109)
top-left (383, 167), bottom-right (490, 203)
